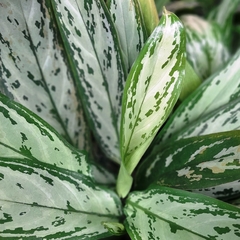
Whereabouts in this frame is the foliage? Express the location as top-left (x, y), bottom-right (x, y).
top-left (0, 0), bottom-right (240, 239)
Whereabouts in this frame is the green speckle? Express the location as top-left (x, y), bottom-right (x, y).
top-left (214, 226), bottom-right (231, 234)
top-left (145, 109), bottom-right (153, 117)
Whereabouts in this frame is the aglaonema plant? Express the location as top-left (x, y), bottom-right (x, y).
top-left (0, 0), bottom-right (240, 239)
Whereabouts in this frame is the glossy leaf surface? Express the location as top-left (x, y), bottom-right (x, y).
top-left (157, 47), bottom-right (240, 146)
top-left (0, 0), bottom-right (89, 150)
top-left (117, 9), bottom-right (185, 197)
top-left (0, 93), bottom-right (91, 176)
top-left (51, 0), bottom-right (126, 163)
top-left (136, 130), bottom-right (240, 190)
top-left (171, 97), bottom-right (240, 141)
top-left (108, 0), bottom-right (147, 71)
top-left (0, 158), bottom-right (122, 239)
top-left (125, 185), bottom-right (240, 239)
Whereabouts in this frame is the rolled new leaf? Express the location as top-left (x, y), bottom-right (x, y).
top-left (138, 0), bottom-right (159, 36)
top-left (124, 185), bottom-right (240, 239)
top-left (117, 8), bottom-right (186, 197)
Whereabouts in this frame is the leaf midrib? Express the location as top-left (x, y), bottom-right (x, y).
top-left (20, 2), bottom-right (73, 145)
top-left (0, 198), bottom-right (122, 219)
top-left (127, 200), bottom-right (208, 239)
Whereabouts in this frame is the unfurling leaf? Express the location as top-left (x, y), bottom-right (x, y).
top-left (117, 8), bottom-right (186, 197)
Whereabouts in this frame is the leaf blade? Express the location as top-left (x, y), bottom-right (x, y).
top-left (117, 9), bottom-right (186, 197)
top-left (124, 185), bottom-right (240, 239)
top-left (136, 130), bottom-right (240, 190)
top-left (0, 0), bottom-right (89, 150)
top-left (51, 0), bottom-right (127, 163)
top-left (108, 0), bottom-right (147, 71)
top-left (0, 158), bottom-right (122, 239)
top-left (0, 93), bottom-right (91, 176)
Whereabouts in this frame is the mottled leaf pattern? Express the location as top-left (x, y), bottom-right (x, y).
top-left (171, 97), bottom-right (240, 141)
top-left (157, 48), bottom-right (240, 146)
top-left (136, 130), bottom-right (240, 190)
top-left (0, 0), bottom-right (89, 150)
top-left (108, 0), bottom-right (147, 71)
top-left (125, 185), bottom-right (240, 239)
top-left (0, 93), bottom-right (91, 176)
top-left (0, 158), bottom-right (122, 239)
top-left (51, 0), bottom-right (126, 163)
top-left (193, 180), bottom-right (240, 199)
top-left (117, 9), bottom-right (185, 197)
top-left (181, 14), bottom-right (230, 80)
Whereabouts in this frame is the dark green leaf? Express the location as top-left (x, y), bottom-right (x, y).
top-left (125, 185), bottom-right (240, 239)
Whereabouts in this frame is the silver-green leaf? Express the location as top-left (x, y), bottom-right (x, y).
top-left (124, 185), bottom-right (240, 239)
top-left (0, 0), bottom-right (90, 150)
top-left (117, 8), bottom-right (186, 197)
top-left (0, 93), bottom-right (92, 176)
top-left (0, 158), bottom-right (122, 239)
top-left (181, 14), bottom-right (230, 80)
top-left (108, 0), bottom-right (147, 71)
top-left (157, 47), bottom-right (240, 146)
top-left (51, 0), bottom-right (127, 163)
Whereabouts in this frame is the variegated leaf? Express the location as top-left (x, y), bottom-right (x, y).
top-left (192, 180), bottom-right (240, 200)
top-left (108, 0), bottom-right (147, 71)
top-left (0, 158), bottom-right (122, 239)
top-left (51, 0), bottom-right (127, 163)
top-left (168, 97), bottom-right (240, 142)
top-left (208, 0), bottom-right (240, 44)
top-left (124, 185), bottom-right (240, 239)
top-left (117, 8), bottom-right (185, 197)
top-left (0, 93), bottom-right (92, 176)
top-left (229, 197), bottom-right (240, 208)
top-left (181, 14), bottom-right (230, 80)
top-left (0, 0), bottom-right (90, 150)
top-left (136, 130), bottom-right (240, 190)
top-left (156, 47), bottom-right (240, 146)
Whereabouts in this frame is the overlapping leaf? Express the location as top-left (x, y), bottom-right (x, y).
top-left (181, 14), bottom-right (230, 80)
top-left (124, 185), bottom-right (240, 239)
top-left (138, 0), bottom-right (159, 36)
top-left (192, 180), bottom-right (240, 200)
top-left (169, 96), bottom-right (240, 142)
top-left (0, 93), bottom-right (92, 176)
top-left (156, 47), bottom-right (240, 146)
top-left (136, 130), bottom-right (240, 190)
top-left (0, 0), bottom-right (89, 150)
top-left (208, 0), bottom-right (240, 45)
top-left (117, 8), bottom-right (186, 197)
top-left (0, 158), bottom-right (122, 239)
top-left (51, 0), bottom-right (127, 163)
top-left (108, 0), bottom-right (147, 71)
